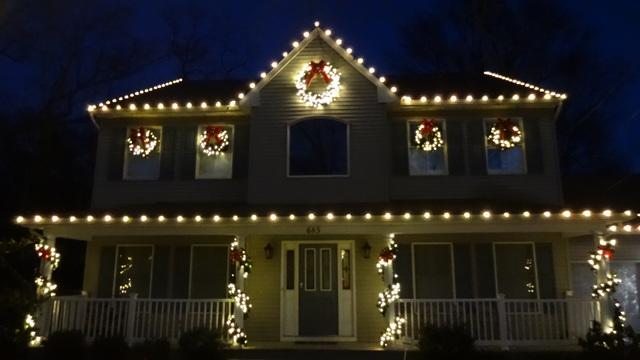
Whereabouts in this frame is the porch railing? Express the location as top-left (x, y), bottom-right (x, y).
top-left (39, 295), bottom-right (234, 343)
top-left (395, 297), bottom-right (600, 347)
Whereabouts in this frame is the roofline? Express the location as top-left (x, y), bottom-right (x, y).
top-left (483, 71), bottom-right (567, 100)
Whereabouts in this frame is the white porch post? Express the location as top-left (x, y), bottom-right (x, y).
top-left (593, 232), bottom-right (613, 328)
top-left (233, 235), bottom-right (246, 329)
top-left (384, 234), bottom-right (396, 323)
top-left (38, 235), bottom-right (57, 337)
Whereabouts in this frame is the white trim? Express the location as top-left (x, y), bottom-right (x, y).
top-left (411, 242), bottom-right (456, 299)
top-left (194, 124), bottom-right (235, 179)
top-left (483, 117), bottom-right (527, 175)
top-left (286, 116), bottom-right (350, 178)
top-left (492, 242), bottom-right (539, 299)
top-left (280, 240), bottom-right (356, 342)
top-left (406, 118), bottom-right (449, 176)
top-left (112, 244), bottom-right (155, 298)
top-left (188, 244), bottom-right (229, 299)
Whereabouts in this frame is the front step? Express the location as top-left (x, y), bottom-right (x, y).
top-left (224, 348), bottom-right (417, 360)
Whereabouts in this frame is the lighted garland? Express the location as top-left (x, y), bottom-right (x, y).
top-left (199, 126), bottom-right (230, 156)
top-left (294, 60), bottom-right (341, 108)
top-left (414, 119), bottom-right (444, 152)
top-left (226, 238), bottom-right (252, 346)
top-left (127, 127), bottom-right (158, 157)
top-left (591, 273), bottom-right (621, 299)
top-left (377, 283), bottom-right (401, 316)
top-left (376, 236), bottom-right (404, 348)
top-left (487, 118), bottom-right (522, 150)
top-left (35, 240), bottom-right (60, 271)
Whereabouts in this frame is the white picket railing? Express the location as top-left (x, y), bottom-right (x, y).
top-left (40, 295), bottom-right (234, 343)
top-left (395, 297), bottom-right (600, 347)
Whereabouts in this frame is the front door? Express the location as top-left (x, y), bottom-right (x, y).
top-left (298, 244), bottom-right (338, 336)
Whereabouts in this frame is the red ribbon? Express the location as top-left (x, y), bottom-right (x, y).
top-left (304, 60), bottom-right (331, 87)
top-left (419, 119), bottom-right (437, 136)
top-left (204, 126), bottom-right (225, 147)
top-left (494, 118), bottom-right (517, 140)
top-left (129, 127), bottom-right (148, 146)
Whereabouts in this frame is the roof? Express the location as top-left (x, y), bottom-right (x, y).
top-left (87, 21), bottom-right (566, 114)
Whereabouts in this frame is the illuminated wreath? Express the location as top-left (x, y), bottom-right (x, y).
top-left (294, 60), bottom-right (341, 108)
top-left (127, 127), bottom-right (158, 157)
top-left (414, 119), bottom-right (444, 152)
top-left (487, 118), bottom-right (522, 150)
top-left (199, 126), bottom-right (230, 156)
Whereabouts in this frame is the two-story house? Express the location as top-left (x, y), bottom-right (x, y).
top-left (17, 23), bottom-right (640, 349)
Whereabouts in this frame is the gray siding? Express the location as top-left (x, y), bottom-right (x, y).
top-left (91, 117), bottom-right (248, 210)
top-left (247, 37), bottom-right (390, 204)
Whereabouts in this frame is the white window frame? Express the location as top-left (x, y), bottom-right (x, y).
top-left (123, 126), bottom-right (163, 180)
top-left (188, 244), bottom-right (229, 299)
top-left (112, 244), bottom-right (155, 298)
top-left (492, 242), bottom-right (540, 299)
top-left (286, 117), bottom-right (351, 178)
top-left (411, 242), bottom-right (456, 299)
top-left (194, 124), bottom-right (234, 179)
top-left (304, 248), bottom-right (317, 291)
top-left (320, 248), bottom-right (333, 292)
top-left (406, 119), bottom-right (449, 176)
top-left (483, 118), bottom-right (527, 175)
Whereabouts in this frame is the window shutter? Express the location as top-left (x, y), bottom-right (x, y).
top-left (391, 120), bottom-right (408, 175)
top-left (160, 126), bottom-right (176, 180)
top-left (446, 120), bottom-right (466, 175)
top-left (97, 246), bottom-right (116, 297)
top-left (524, 119), bottom-right (544, 174)
top-left (179, 127), bottom-right (196, 180)
top-left (232, 123), bottom-right (248, 178)
top-left (107, 127), bottom-right (126, 181)
top-left (172, 246), bottom-right (190, 298)
top-left (151, 246), bottom-right (171, 298)
top-left (467, 121), bottom-right (487, 175)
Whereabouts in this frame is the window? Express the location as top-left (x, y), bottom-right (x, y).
top-left (413, 243), bottom-right (455, 298)
top-left (189, 245), bottom-right (228, 298)
top-left (493, 243), bottom-right (538, 299)
top-left (484, 118), bottom-right (526, 174)
top-left (195, 125), bottom-right (234, 179)
top-left (113, 246), bottom-right (153, 298)
top-left (407, 119), bottom-right (448, 175)
top-left (123, 126), bottom-right (162, 180)
top-left (288, 118), bottom-right (348, 176)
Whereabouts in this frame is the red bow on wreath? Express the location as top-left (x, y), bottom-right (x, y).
top-left (129, 127), bottom-right (148, 145)
top-left (379, 247), bottom-right (396, 262)
top-left (230, 248), bottom-right (243, 263)
top-left (304, 60), bottom-right (331, 87)
top-left (204, 126), bottom-right (225, 146)
top-left (419, 119), bottom-right (437, 135)
top-left (37, 247), bottom-right (52, 260)
top-left (494, 118), bottom-right (518, 140)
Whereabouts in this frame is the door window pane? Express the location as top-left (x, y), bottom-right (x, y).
top-left (190, 246), bottom-right (228, 298)
top-left (407, 120), bottom-right (448, 175)
top-left (320, 248), bottom-right (332, 291)
top-left (494, 243), bottom-right (537, 299)
top-left (286, 250), bottom-right (295, 290)
top-left (114, 246), bottom-right (153, 298)
top-left (123, 126), bottom-right (162, 179)
top-left (304, 248), bottom-right (316, 290)
top-left (195, 125), bottom-right (233, 179)
top-left (484, 118), bottom-right (526, 174)
top-left (414, 244), bottom-right (454, 298)
top-left (289, 118), bottom-right (348, 176)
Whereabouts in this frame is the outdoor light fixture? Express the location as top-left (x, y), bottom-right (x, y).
top-left (362, 241), bottom-right (372, 259)
top-left (264, 243), bottom-right (274, 259)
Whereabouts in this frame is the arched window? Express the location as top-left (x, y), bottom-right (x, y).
top-left (288, 118), bottom-right (348, 176)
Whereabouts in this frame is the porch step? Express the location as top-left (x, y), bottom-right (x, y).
top-left (224, 342), bottom-right (418, 360)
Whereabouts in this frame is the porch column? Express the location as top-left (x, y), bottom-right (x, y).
top-left (40, 235), bottom-right (57, 283)
top-left (593, 232), bottom-right (614, 329)
top-left (36, 235), bottom-right (58, 339)
top-left (233, 235), bottom-right (246, 329)
top-left (384, 233), bottom-right (396, 322)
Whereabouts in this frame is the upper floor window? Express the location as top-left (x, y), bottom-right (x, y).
top-left (195, 125), bottom-right (234, 179)
top-left (124, 126), bottom-right (162, 180)
top-left (484, 118), bottom-right (526, 174)
top-left (288, 117), bottom-right (348, 176)
top-left (407, 119), bottom-right (448, 175)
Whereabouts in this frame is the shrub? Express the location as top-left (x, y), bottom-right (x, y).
top-left (418, 323), bottom-right (475, 359)
top-left (579, 320), bottom-right (640, 360)
top-left (131, 338), bottom-right (171, 360)
top-left (178, 327), bottom-right (224, 360)
top-left (43, 330), bottom-right (87, 360)
top-left (91, 335), bottom-right (130, 360)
